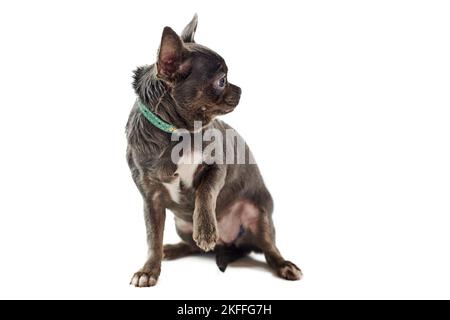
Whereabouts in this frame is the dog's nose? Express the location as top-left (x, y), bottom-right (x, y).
top-left (225, 84), bottom-right (241, 106)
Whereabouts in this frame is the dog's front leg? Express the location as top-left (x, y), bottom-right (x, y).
top-left (131, 192), bottom-right (165, 287)
top-left (193, 165), bottom-right (226, 251)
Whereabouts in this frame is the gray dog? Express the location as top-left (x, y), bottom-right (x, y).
top-left (126, 15), bottom-right (302, 287)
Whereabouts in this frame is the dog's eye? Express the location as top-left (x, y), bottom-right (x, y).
top-left (219, 76), bottom-right (226, 87)
top-left (215, 75), bottom-right (227, 90)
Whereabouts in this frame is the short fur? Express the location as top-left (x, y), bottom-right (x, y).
top-left (127, 15), bottom-right (302, 287)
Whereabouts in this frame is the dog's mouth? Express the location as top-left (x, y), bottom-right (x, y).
top-left (221, 105), bottom-right (236, 115)
top-left (201, 104), bottom-right (237, 117)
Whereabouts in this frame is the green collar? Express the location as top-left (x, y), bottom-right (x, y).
top-left (137, 99), bottom-right (177, 133)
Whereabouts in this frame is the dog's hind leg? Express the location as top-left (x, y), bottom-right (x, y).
top-left (256, 212), bottom-right (303, 281)
top-left (241, 191), bottom-right (302, 281)
top-left (163, 242), bottom-right (200, 260)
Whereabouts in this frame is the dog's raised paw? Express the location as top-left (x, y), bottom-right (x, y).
top-left (130, 272), bottom-right (158, 287)
top-left (193, 229), bottom-right (218, 252)
top-left (192, 216), bottom-right (219, 252)
top-left (277, 261), bottom-right (303, 281)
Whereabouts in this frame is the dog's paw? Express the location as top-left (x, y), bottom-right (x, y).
top-left (193, 223), bottom-right (218, 252)
top-left (163, 242), bottom-right (199, 260)
top-left (130, 271), bottom-right (158, 288)
top-left (277, 261), bottom-right (303, 281)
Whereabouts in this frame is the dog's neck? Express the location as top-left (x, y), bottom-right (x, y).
top-left (132, 65), bottom-right (190, 130)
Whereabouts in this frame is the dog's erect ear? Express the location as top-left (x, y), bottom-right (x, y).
top-left (157, 27), bottom-right (185, 81)
top-left (181, 14), bottom-right (198, 43)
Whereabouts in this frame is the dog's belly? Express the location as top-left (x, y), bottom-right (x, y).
top-left (174, 199), bottom-right (260, 244)
top-left (217, 200), bottom-right (259, 243)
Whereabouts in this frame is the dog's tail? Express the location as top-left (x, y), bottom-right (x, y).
top-left (215, 244), bottom-right (252, 272)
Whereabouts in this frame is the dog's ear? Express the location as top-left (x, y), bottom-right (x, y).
top-left (157, 27), bottom-right (186, 81)
top-left (181, 14), bottom-right (198, 43)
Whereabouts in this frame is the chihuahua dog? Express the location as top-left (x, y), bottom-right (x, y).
top-left (126, 15), bottom-right (302, 287)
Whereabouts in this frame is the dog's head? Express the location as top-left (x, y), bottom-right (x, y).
top-left (155, 15), bottom-right (241, 125)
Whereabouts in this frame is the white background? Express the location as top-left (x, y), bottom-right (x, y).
top-left (0, 0), bottom-right (449, 299)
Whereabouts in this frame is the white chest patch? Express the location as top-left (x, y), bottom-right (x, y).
top-left (163, 150), bottom-right (202, 203)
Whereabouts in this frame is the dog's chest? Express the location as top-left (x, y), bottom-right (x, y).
top-left (162, 151), bottom-right (202, 203)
